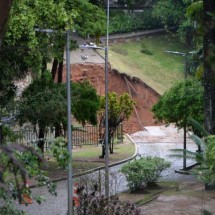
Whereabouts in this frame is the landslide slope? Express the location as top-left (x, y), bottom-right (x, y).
top-left (62, 63), bottom-right (160, 134)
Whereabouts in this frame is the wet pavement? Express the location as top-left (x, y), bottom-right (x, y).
top-left (18, 125), bottom-right (198, 215)
top-left (131, 125), bottom-right (198, 182)
top-left (66, 32), bottom-right (105, 64)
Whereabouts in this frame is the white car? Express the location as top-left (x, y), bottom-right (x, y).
top-left (89, 42), bottom-right (97, 47)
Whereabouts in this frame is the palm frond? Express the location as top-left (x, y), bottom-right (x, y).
top-left (202, 209), bottom-right (213, 215)
top-left (188, 118), bottom-right (210, 136)
top-left (190, 134), bottom-right (207, 150)
top-left (169, 154), bottom-right (196, 160)
top-left (169, 148), bottom-right (202, 161)
top-left (170, 148), bottom-right (198, 156)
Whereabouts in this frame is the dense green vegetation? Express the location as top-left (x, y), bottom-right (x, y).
top-left (109, 9), bottom-right (163, 34)
top-left (17, 73), bottom-right (100, 152)
top-left (98, 92), bottom-right (134, 157)
top-left (152, 79), bottom-right (204, 129)
top-left (121, 156), bottom-right (171, 192)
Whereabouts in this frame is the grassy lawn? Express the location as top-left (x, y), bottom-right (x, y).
top-left (43, 135), bottom-right (135, 179)
top-left (103, 34), bottom-right (192, 94)
top-left (73, 135), bottom-right (135, 162)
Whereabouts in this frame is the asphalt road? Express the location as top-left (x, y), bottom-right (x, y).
top-left (66, 32), bottom-right (105, 64)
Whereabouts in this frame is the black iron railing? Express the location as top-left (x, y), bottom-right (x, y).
top-left (9, 124), bottom-right (123, 151)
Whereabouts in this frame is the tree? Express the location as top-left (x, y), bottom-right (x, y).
top-left (3, 0), bottom-right (106, 83)
top-left (153, 0), bottom-right (186, 27)
top-left (17, 73), bottom-right (100, 153)
top-left (203, 0), bottom-right (215, 134)
top-left (0, 0), bottom-right (75, 129)
top-left (98, 92), bottom-right (135, 158)
top-left (153, 0), bottom-right (195, 46)
top-left (184, 0), bottom-right (215, 135)
top-left (0, 144), bottom-right (57, 214)
top-left (72, 81), bottom-right (100, 126)
top-left (4, 0), bottom-right (76, 79)
top-left (152, 79), bottom-right (204, 168)
top-left (0, 0), bottom-right (105, 143)
top-left (72, 0), bottom-right (106, 44)
top-left (152, 79), bottom-right (204, 128)
top-left (17, 73), bottom-right (66, 152)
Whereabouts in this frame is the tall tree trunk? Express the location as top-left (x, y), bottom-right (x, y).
top-left (57, 61), bottom-right (63, 83)
top-left (183, 125), bottom-right (187, 169)
top-left (41, 58), bottom-right (47, 74)
top-left (203, 0), bottom-right (215, 134)
top-left (51, 58), bottom-right (58, 81)
top-left (55, 123), bottom-right (62, 138)
top-left (100, 142), bottom-right (105, 158)
top-left (0, 125), bottom-right (3, 145)
top-left (38, 128), bottom-right (45, 154)
top-left (0, 0), bottom-right (13, 49)
top-left (109, 132), bottom-right (113, 154)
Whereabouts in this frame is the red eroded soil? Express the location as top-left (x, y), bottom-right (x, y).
top-left (62, 63), bottom-right (160, 134)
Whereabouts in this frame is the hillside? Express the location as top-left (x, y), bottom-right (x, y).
top-left (62, 33), bottom-right (189, 133)
top-left (100, 33), bottom-right (189, 94)
top-left (62, 63), bottom-right (160, 134)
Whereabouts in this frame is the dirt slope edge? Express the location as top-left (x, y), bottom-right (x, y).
top-left (62, 63), bottom-right (160, 134)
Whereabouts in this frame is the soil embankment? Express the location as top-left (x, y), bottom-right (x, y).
top-left (62, 63), bottom-right (160, 134)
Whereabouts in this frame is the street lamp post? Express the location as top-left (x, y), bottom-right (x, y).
top-left (79, 43), bottom-right (109, 197)
top-left (79, 0), bottom-right (110, 198)
top-left (165, 50), bottom-right (188, 169)
top-left (164, 50), bottom-right (197, 170)
top-left (66, 30), bottom-right (73, 215)
top-left (105, 0), bottom-right (110, 198)
top-left (35, 28), bottom-right (73, 214)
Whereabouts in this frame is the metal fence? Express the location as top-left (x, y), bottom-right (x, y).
top-left (11, 124), bottom-right (123, 150)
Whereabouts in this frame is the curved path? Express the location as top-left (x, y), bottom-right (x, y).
top-left (17, 125), bottom-right (198, 215)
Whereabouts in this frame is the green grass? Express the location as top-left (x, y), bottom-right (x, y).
top-left (73, 135), bottom-right (135, 162)
top-left (43, 135), bottom-right (135, 179)
top-left (104, 34), bottom-right (191, 94)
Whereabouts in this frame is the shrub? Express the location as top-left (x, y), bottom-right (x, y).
top-left (74, 184), bottom-right (141, 215)
top-left (141, 43), bottom-right (153, 55)
top-left (121, 156), bottom-right (171, 192)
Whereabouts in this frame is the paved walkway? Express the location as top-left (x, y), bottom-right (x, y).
top-left (68, 32), bottom-right (105, 64)
top-left (17, 125), bottom-right (198, 215)
top-left (131, 125), bottom-right (197, 182)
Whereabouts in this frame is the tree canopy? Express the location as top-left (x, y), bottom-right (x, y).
top-left (152, 79), bottom-right (204, 129)
top-left (0, 0), bottom-right (106, 106)
top-left (17, 72), bottom-right (100, 151)
top-left (18, 73), bottom-right (100, 129)
top-left (153, 0), bottom-right (201, 46)
top-left (73, 0), bottom-right (106, 41)
top-left (98, 92), bottom-right (135, 157)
